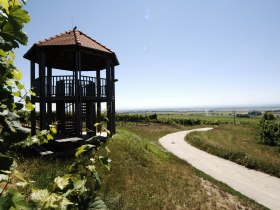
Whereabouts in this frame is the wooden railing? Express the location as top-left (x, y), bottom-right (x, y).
top-left (34, 75), bottom-right (107, 97)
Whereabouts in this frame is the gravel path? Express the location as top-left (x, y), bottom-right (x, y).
top-left (159, 128), bottom-right (280, 210)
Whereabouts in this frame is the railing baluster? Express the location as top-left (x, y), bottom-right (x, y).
top-left (48, 75), bottom-right (106, 97)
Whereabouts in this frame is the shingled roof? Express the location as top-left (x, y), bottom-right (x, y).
top-left (36, 29), bottom-right (113, 54)
top-left (24, 29), bottom-right (119, 70)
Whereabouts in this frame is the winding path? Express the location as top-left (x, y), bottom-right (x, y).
top-left (159, 128), bottom-right (280, 210)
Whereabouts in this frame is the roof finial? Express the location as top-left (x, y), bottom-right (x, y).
top-left (73, 26), bottom-right (77, 30)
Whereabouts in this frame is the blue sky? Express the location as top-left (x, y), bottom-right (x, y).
top-left (15, 0), bottom-right (280, 110)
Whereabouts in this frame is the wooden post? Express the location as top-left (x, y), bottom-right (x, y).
top-left (75, 49), bottom-right (82, 136)
top-left (106, 59), bottom-right (112, 135)
top-left (96, 70), bottom-right (101, 132)
top-left (56, 81), bottom-right (65, 133)
top-left (86, 82), bottom-right (96, 136)
top-left (39, 51), bottom-right (47, 130)
top-left (47, 67), bottom-right (52, 125)
top-left (30, 61), bottom-right (36, 135)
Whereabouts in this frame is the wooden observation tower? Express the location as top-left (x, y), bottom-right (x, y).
top-left (24, 29), bottom-right (119, 137)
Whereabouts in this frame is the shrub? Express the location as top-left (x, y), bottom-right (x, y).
top-left (236, 114), bottom-right (250, 118)
top-left (248, 110), bottom-right (262, 116)
top-left (263, 112), bottom-right (275, 120)
top-left (259, 119), bottom-right (280, 146)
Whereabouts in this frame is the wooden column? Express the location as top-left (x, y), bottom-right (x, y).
top-left (75, 49), bottom-right (82, 136)
top-left (96, 70), bottom-right (101, 132)
top-left (39, 51), bottom-right (47, 130)
top-left (47, 67), bottom-right (52, 125)
top-left (111, 65), bottom-right (116, 134)
top-left (56, 81), bottom-right (65, 133)
top-left (30, 61), bottom-right (36, 135)
top-left (106, 59), bottom-right (112, 135)
top-left (86, 82), bottom-right (96, 136)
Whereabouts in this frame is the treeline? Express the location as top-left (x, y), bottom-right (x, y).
top-left (116, 113), bottom-right (157, 122)
top-left (116, 113), bottom-right (235, 126)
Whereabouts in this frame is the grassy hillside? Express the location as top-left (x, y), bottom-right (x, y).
top-left (185, 124), bottom-right (280, 177)
top-left (99, 124), bottom-right (266, 209)
top-left (15, 123), bottom-right (266, 209)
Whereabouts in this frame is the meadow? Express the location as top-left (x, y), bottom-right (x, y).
top-left (15, 114), bottom-right (271, 209)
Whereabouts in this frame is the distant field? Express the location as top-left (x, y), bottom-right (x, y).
top-left (117, 111), bottom-right (273, 126)
top-left (157, 112), bottom-right (261, 125)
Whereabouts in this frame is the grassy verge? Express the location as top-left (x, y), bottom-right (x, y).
top-left (185, 124), bottom-right (280, 177)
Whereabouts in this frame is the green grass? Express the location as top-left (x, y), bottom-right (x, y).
top-left (185, 124), bottom-right (280, 177)
top-left (15, 123), bottom-right (266, 209)
top-left (16, 156), bottom-right (75, 190)
top-left (98, 124), bottom-right (266, 209)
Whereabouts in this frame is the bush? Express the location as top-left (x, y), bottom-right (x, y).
top-left (236, 114), bottom-right (250, 118)
top-left (259, 119), bottom-right (280, 146)
top-left (248, 111), bottom-right (262, 116)
top-left (263, 112), bottom-right (275, 120)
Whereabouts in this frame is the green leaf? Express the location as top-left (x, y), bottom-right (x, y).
top-left (0, 5), bottom-right (30, 47)
top-left (50, 127), bottom-right (57, 135)
top-left (105, 146), bottom-right (111, 154)
top-left (12, 91), bottom-right (21, 97)
top-left (0, 0), bottom-right (9, 13)
top-left (12, 69), bottom-right (22, 81)
top-left (29, 89), bottom-right (36, 96)
top-left (25, 101), bottom-right (34, 110)
top-left (94, 122), bottom-right (100, 127)
top-left (10, 189), bottom-right (27, 210)
top-left (16, 82), bottom-right (24, 90)
top-left (44, 193), bottom-right (61, 208)
top-left (93, 172), bottom-right (101, 191)
top-left (9, 4), bottom-right (30, 26)
top-left (31, 189), bottom-right (49, 202)
top-left (0, 174), bottom-right (8, 182)
top-left (99, 156), bottom-right (111, 171)
top-left (88, 196), bottom-right (108, 210)
top-left (73, 177), bottom-right (87, 193)
top-left (54, 176), bottom-right (70, 190)
top-left (103, 128), bottom-right (111, 136)
top-left (60, 197), bottom-right (73, 209)
top-left (13, 169), bottom-right (27, 182)
top-left (86, 165), bottom-right (96, 172)
top-left (16, 181), bottom-right (28, 188)
top-left (75, 144), bottom-right (91, 157)
top-left (46, 133), bottom-right (53, 141)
